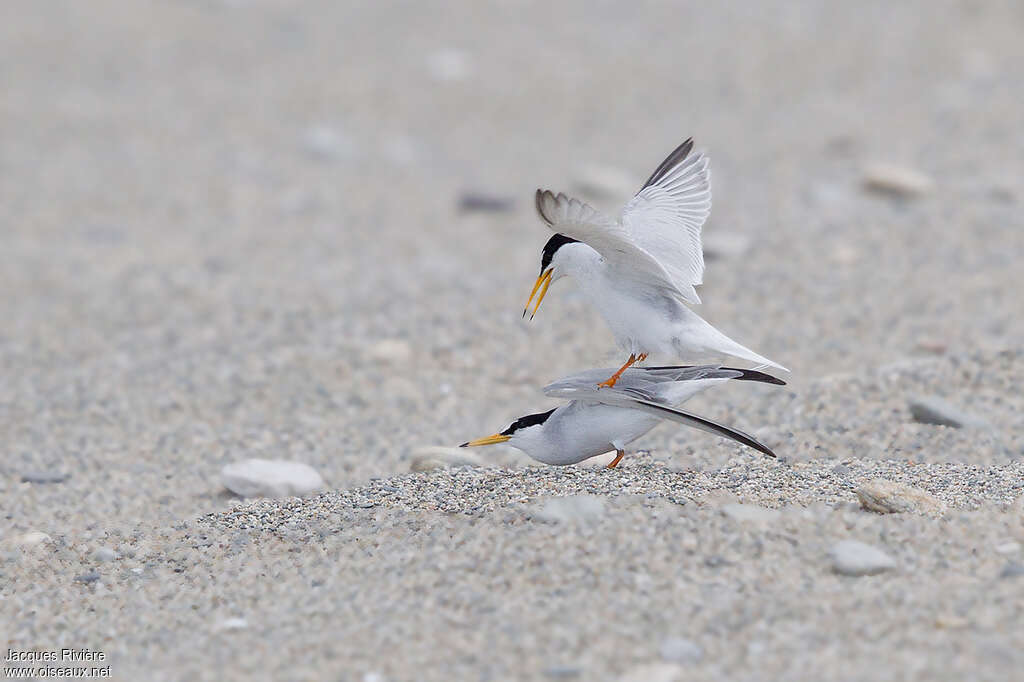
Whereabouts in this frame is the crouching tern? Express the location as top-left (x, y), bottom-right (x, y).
top-left (461, 365), bottom-right (783, 468)
top-left (523, 138), bottom-right (789, 388)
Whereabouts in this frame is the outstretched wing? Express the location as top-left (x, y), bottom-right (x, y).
top-left (534, 138), bottom-right (711, 304)
top-left (620, 138), bottom-right (711, 303)
top-left (535, 190), bottom-right (687, 300)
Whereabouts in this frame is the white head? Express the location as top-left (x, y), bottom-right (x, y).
top-left (460, 408), bottom-right (555, 459)
top-left (522, 234), bottom-right (599, 319)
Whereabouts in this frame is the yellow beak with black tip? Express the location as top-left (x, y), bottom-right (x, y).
top-left (460, 433), bottom-right (511, 447)
top-left (523, 269), bottom-right (553, 319)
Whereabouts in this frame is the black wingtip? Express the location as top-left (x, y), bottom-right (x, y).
top-left (459, 442), bottom-right (469, 448)
top-left (729, 368), bottom-right (787, 386)
top-left (639, 137), bottom-right (696, 193)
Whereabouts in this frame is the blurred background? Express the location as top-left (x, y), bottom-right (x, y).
top-left (2, 0), bottom-right (1023, 526)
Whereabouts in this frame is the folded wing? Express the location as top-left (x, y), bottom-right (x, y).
top-left (543, 366), bottom-right (777, 458)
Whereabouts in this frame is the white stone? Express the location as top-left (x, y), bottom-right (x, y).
top-left (15, 531), bottom-right (52, 547)
top-left (830, 540), bottom-right (897, 576)
top-left (214, 617), bottom-right (249, 632)
top-left (221, 459), bottom-right (325, 498)
top-left (856, 478), bottom-right (946, 516)
top-left (618, 663), bottom-right (684, 682)
top-left (995, 542), bottom-right (1021, 556)
top-left (863, 163), bottom-right (933, 197)
top-left (410, 446), bottom-right (484, 472)
top-left (369, 339), bottom-right (412, 363)
top-left (530, 495), bottom-right (606, 524)
top-left (721, 503), bottom-right (781, 525)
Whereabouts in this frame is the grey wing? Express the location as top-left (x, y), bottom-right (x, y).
top-left (543, 366), bottom-right (742, 396)
top-left (542, 368), bottom-right (776, 458)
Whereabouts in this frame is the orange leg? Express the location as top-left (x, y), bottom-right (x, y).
top-left (606, 449), bottom-right (625, 469)
top-left (598, 353), bottom-right (648, 388)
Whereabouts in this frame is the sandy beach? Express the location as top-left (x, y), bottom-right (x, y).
top-left (2, 1), bottom-right (1023, 680)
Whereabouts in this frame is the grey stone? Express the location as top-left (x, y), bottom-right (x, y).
top-left (92, 547), bottom-right (117, 562)
top-left (999, 562), bottom-right (1024, 579)
top-left (830, 540), bottom-right (897, 576)
top-left (21, 471), bottom-right (69, 484)
top-left (221, 459), bottom-right (325, 498)
top-left (659, 637), bottom-right (704, 664)
top-left (457, 192), bottom-right (515, 213)
top-left (74, 572), bottom-right (101, 584)
top-left (909, 396), bottom-right (989, 428)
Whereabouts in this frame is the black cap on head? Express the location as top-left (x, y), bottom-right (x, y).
top-left (539, 234), bottom-right (579, 275)
top-left (500, 408), bottom-right (556, 436)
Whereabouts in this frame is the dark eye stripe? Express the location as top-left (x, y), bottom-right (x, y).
top-left (501, 408), bottom-right (556, 435)
top-left (540, 234), bottom-right (578, 274)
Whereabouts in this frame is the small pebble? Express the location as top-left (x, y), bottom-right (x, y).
top-left (21, 471), bottom-right (69, 484)
top-left (214, 617), bottom-right (249, 632)
top-left (15, 531), bottom-right (52, 547)
top-left (618, 663), bottom-right (683, 682)
top-left (74, 572), bottom-right (101, 584)
top-left (855, 478), bottom-right (946, 516)
top-left (457, 192), bottom-right (515, 213)
top-left (862, 163), bottom-right (933, 197)
top-left (368, 339), bottom-right (412, 364)
top-left (410, 446), bottom-right (485, 472)
top-left (994, 542), bottom-right (1021, 556)
top-left (829, 540), bottom-right (897, 576)
top-left (92, 547), bottom-right (117, 562)
top-left (221, 459), bottom-right (325, 498)
top-left (999, 562), bottom-right (1024, 579)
